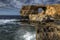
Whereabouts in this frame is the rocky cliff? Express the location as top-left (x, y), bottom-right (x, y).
top-left (20, 4), bottom-right (60, 40)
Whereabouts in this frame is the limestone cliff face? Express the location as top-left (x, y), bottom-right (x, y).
top-left (29, 4), bottom-right (60, 22)
top-left (20, 4), bottom-right (60, 40)
top-left (29, 11), bottom-right (46, 22)
top-left (20, 4), bottom-right (60, 22)
top-left (45, 4), bottom-right (60, 18)
top-left (45, 6), bottom-right (56, 17)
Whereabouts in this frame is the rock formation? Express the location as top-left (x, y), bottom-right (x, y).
top-left (20, 4), bottom-right (60, 40)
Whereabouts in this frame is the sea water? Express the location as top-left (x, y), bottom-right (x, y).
top-left (0, 19), bottom-right (36, 40)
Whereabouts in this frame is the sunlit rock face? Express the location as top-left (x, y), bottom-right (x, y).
top-left (29, 4), bottom-right (60, 22)
top-left (45, 4), bottom-right (60, 18)
top-left (29, 12), bottom-right (46, 22)
top-left (45, 5), bottom-right (56, 17)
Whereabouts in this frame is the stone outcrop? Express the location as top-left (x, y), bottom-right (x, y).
top-left (45, 4), bottom-right (60, 18)
top-left (20, 4), bottom-right (60, 40)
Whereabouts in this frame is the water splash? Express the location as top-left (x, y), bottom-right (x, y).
top-left (23, 32), bottom-right (36, 40)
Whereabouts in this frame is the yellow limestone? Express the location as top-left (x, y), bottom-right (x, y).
top-left (20, 4), bottom-right (60, 40)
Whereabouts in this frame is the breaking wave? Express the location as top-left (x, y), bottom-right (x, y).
top-left (0, 19), bottom-right (36, 40)
top-left (0, 19), bottom-right (20, 24)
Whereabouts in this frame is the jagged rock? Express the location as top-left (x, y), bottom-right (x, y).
top-left (20, 4), bottom-right (60, 40)
top-left (45, 4), bottom-right (60, 18)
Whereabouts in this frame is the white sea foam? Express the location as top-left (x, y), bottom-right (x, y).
top-left (23, 32), bottom-right (36, 40)
top-left (15, 30), bottom-right (36, 40)
top-left (0, 19), bottom-right (19, 25)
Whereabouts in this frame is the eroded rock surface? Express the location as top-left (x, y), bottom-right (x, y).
top-left (20, 4), bottom-right (60, 40)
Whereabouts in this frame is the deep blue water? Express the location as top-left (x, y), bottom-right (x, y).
top-left (0, 19), bottom-right (36, 40)
top-left (0, 15), bottom-right (20, 19)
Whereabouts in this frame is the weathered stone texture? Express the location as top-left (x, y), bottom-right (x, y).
top-left (20, 4), bottom-right (60, 40)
